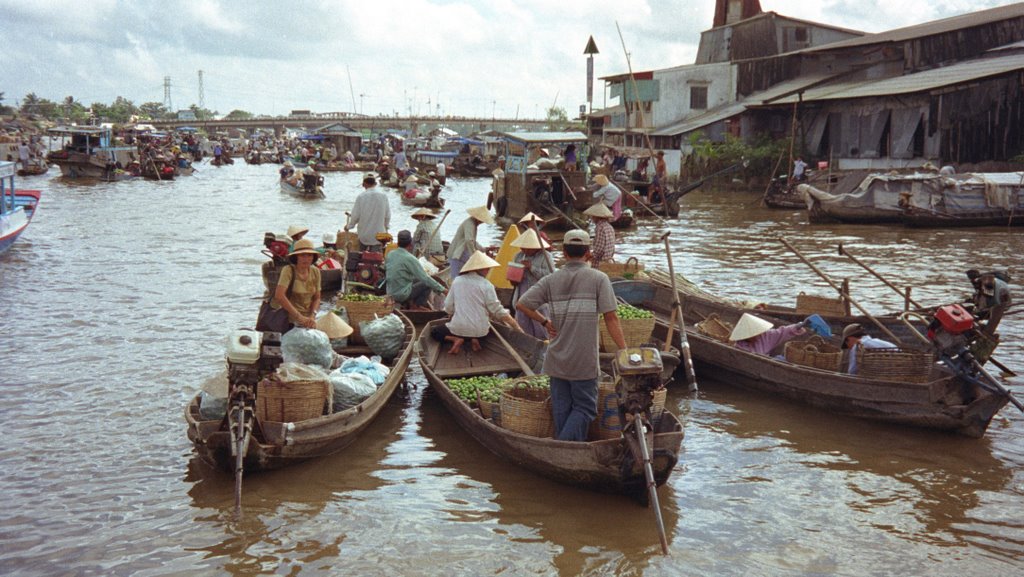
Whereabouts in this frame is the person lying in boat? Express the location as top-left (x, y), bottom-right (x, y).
top-left (386, 230), bottom-right (447, 312)
top-left (432, 251), bottom-right (520, 354)
top-left (730, 313), bottom-right (807, 356)
top-left (841, 323), bottom-right (896, 374)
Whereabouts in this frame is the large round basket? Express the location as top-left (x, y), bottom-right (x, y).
top-left (256, 377), bottom-right (329, 422)
top-left (588, 381), bottom-right (667, 440)
top-left (796, 291), bottom-right (847, 317)
top-left (857, 348), bottom-right (936, 383)
top-left (599, 316), bottom-right (656, 353)
top-left (597, 257), bottom-right (644, 280)
top-left (499, 385), bottom-right (552, 438)
top-left (784, 335), bottom-right (843, 372)
top-left (335, 296), bottom-right (392, 344)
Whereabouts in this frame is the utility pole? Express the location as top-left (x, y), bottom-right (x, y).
top-left (197, 70), bottom-right (205, 110)
top-left (584, 36), bottom-right (599, 115)
top-left (163, 76), bottom-right (173, 111)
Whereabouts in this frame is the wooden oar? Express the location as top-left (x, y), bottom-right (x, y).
top-left (780, 237), bottom-right (902, 344)
top-left (489, 322), bottom-right (535, 377)
top-left (661, 232), bottom-right (698, 392)
top-left (837, 243), bottom-right (924, 310)
top-left (418, 208), bottom-right (451, 258)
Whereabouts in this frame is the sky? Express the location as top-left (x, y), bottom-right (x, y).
top-left (0, 0), bottom-right (1015, 119)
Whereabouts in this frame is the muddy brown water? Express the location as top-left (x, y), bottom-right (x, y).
top-left (1, 164), bottom-right (1021, 576)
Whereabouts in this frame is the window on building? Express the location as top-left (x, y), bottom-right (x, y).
top-left (690, 86), bottom-right (708, 110)
top-left (794, 27), bottom-right (808, 43)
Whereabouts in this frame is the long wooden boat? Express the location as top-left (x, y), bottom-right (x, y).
top-left (0, 162), bottom-right (41, 255)
top-left (611, 278), bottom-right (1010, 437)
top-left (279, 178), bottom-right (324, 199)
top-left (417, 319), bottom-right (684, 501)
top-left (184, 314), bottom-right (415, 472)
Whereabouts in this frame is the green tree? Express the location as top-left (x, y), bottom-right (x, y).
top-left (187, 104), bottom-right (218, 120)
top-left (107, 96), bottom-right (138, 123)
top-left (20, 92), bottom-right (42, 115)
top-left (0, 91), bottom-right (10, 115)
top-left (224, 109), bottom-right (253, 120)
top-left (138, 102), bottom-right (169, 120)
top-left (546, 106), bottom-right (568, 123)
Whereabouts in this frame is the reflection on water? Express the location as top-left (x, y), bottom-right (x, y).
top-left (0, 164), bottom-right (1021, 575)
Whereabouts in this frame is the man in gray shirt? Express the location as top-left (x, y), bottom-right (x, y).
top-left (517, 230), bottom-right (626, 442)
top-left (346, 172), bottom-right (391, 251)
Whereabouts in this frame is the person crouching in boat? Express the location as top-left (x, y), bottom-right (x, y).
top-left (586, 173), bottom-right (623, 221)
top-left (730, 313), bottom-right (806, 356)
top-left (446, 206), bottom-right (494, 278)
top-left (841, 323), bottom-right (896, 374)
top-left (432, 251), bottom-right (520, 354)
top-left (387, 230), bottom-right (447, 312)
top-left (273, 239), bottom-right (322, 331)
top-left (516, 230), bottom-right (627, 442)
top-left (510, 229), bottom-right (554, 338)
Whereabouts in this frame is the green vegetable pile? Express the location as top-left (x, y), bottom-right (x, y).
top-left (616, 303), bottom-right (654, 319)
top-left (447, 376), bottom-right (507, 403)
top-left (337, 293), bottom-right (386, 302)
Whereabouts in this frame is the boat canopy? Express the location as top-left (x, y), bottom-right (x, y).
top-left (498, 131), bottom-right (587, 145)
top-left (298, 134), bottom-right (325, 141)
top-left (447, 137), bottom-right (484, 146)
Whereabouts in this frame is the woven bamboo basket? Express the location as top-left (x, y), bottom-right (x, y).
top-left (499, 384), bottom-right (553, 437)
top-left (600, 315), bottom-right (656, 353)
top-left (597, 257), bottom-right (644, 280)
top-left (588, 382), bottom-right (667, 440)
top-left (796, 291), bottom-right (846, 317)
top-left (256, 377), bottom-right (329, 422)
top-left (335, 296), bottom-right (392, 344)
top-left (695, 313), bottom-right (734, 342)
top-left (784, 335), bottom-right (843, 371)
top-left (476, 389), bottom-right (500, 421)
top-left (857, 348), bottom-right (936, 383)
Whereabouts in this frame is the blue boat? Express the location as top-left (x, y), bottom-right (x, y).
top-left (0, 161), bottom-right (41, 255)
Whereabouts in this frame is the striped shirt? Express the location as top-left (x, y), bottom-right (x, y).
top-left (518, 261), bottom-right (617, 380)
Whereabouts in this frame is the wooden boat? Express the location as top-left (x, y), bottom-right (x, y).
top-left (46, 126), bottom-right (136, 180)
top-left (184, 313), bottom-right (415, 472)
top-left (141, 157), bottom-right (176, 180)
top-left (610, 278), bottom-right (1011, 437)
top-left (280, 177), bottom-right (324, 199)
top-left (16, 160), bottom-right (49, 177)
top-left (0, 162), bottom-right (41, 255)
top-left (400, 187), bottom-right (444, 208)
top-left (417, 319), bottom-right (684, 501)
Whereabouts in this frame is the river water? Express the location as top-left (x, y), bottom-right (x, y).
top-left (1, 163), bottom-right (1022, 576)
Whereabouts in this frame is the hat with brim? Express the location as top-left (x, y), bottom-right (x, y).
top-left (461, 250), bottom-right (500, 274)
top-left (363, 172), bottom-right (377, 183)
top-left (841, 323), bottom-right (867, 348)
top-left (584, 202), bottom-right (614, 219)
top-left (510, 228), bottom-right (549, 250)
top-left (322, 233), bottom-right (336, 245)
top-left (729, 313), bottom-right (774, 342)
top-left (316, 311), bottom-right (353, 339)
top-left (518, 212), bottom-right (545, 224)
top-left (405, 175), bottom-right (419, 184)
top-left (594, 174), bottom-right (610, 186)
top-left (467, 206), bottom-right (495, 225)
top-left (287, 225), bottom-right (309, 238)
top-left (563, 229), bottom-right (591, 246)
top-left (288, 238), bottom-right (320, 263)
top-left (411, 208), bottom-right (436, 219)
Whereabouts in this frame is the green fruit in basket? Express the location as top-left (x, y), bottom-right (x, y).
top-left (616, 303), bottom-right (653, 320)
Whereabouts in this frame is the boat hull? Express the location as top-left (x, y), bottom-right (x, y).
top-left (0, 190), bottom-right (40, 255)
top-left (280, 179), bottom-right (324, 199)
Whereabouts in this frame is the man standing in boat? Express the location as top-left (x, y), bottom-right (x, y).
top-left (345, 172), bottom-right (391, 252)
top-left (516, 230), bottom-right (626, 442)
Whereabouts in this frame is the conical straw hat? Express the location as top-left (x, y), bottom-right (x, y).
top-left (287, 224), bottom-right (309, 238)
top-left (729, 313), bottom-right (774, 342)
top-left (510, 228), bottom-right (549, 249)
top-left (316, 311), bottom-right (354, 339)
top-left (594, 174), bottom-right (610, 186)
top-left (583, 202), bottom-right (613, 219)
top-left (467, 206), bottom-right (495, 225)
top-left (518, 212), bottom-right (545, 224)
top-left (461, 250), bottom-right (500, 273)
top-left (411, 208), bottom-right (436, 219)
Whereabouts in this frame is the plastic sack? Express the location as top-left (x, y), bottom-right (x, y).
top-left (359, 314), bottom-right (405, 359)
top-left (281, 328), bottom-right (334, 369)
top-left (198, 390), bottom-right (228, 420)
top-left (275, 362), bottom-right (331, 383)
top-left (339, 355), bottom-right (392, 385)
top-left (418, 256), bottom-right (439, 276)
top-left (329, 369), bottom-right (377, 411)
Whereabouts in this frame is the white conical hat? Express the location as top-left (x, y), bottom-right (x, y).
top-left (510, 228), bottom-right (549, 249)
top-left (467, 206), bottom-right (495, 225)
top-left (583, 202), bottom-right (613, 219)
top-left (404, 175), bottom-right (419, 184)
top-left (287, 224), bottom-right (309, 238)
top-left (729, 313), bottom-right (774, 342)
top-left (518, 212), bottom-right (545, 224)
top-left (461, 250), bottom-right (500, 273)
top-left (316, 311), bottom-right (354, 339)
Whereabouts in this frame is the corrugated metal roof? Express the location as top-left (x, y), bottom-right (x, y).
top-left (768, 53), bottom-right (1024, 104)
top-left (650, 102), bottom-right (745, 136)
top-left (804, 3), bottom-right (1024, 52)
top-left (498, 131), bottom-right (588, 143)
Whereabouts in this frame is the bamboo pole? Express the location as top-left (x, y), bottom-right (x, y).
top-left (837, 243), bottom-right (924, 310)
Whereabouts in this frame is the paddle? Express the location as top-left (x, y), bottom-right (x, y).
top-left (489, 322), bottom-right (535, 377)
top-left (661, 232), bottom-right (698, 392)
top-left (780, 237), bottom-right (902, 345)
top-left (418, 208), bottom-right (451, 258)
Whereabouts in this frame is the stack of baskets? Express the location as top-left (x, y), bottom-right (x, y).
top-left (784, 335), bottom-right (843, 372)
top-left (857, 348), bottom-right (936, 383)
top-left (256, 376), bottom-right (330, 422)
top-left (588, 380), bottom-right (668, 440)
top-left (796, 291), bottom-right (847, 317)
top-left (695, 313), bottom-right (734, 342)
top-left (499, 378), bottom-right (553, 438)
top-left (335, 295), bottom-right (392, 345)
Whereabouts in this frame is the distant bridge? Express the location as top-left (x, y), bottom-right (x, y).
top-left (149, 112), bottom-right (580, 136)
